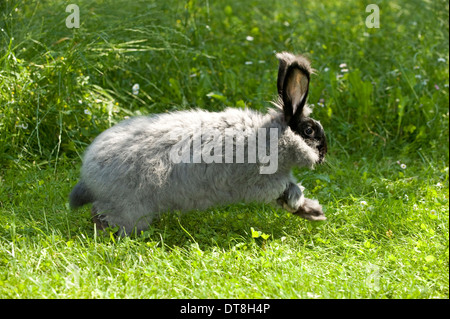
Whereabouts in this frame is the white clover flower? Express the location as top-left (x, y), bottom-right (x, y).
top-left (132, 83), bottom-right (140, 95)
top-left (323, 67), bottom-right (329, 72)
top-left (245, 36), bottom-right (254, 41)
top-left (317, 98), bottom-right (325, 107)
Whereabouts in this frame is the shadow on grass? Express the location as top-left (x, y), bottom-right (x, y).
top-left (72, 202), bottom-right (327, 251)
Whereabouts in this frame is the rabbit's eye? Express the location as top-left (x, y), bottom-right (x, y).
top-left (304, 127), bottom-right (314, 137)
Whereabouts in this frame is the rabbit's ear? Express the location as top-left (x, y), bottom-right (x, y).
top-left (283, 65), bottom-right (309, 123)
top-left (276, 52), bottom-right (311, 124)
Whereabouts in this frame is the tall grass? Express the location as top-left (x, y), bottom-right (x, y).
top-left (1, 0), bottom-right (448, 166)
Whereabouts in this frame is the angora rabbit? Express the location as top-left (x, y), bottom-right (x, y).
top-left (70, 52), bottom-right (327, 235)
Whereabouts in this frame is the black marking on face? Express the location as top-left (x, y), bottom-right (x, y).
top-left (292, 118), bottom-right (327, 164)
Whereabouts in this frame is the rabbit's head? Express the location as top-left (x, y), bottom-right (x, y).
top-left (276, 52), bottom-right (327, 164)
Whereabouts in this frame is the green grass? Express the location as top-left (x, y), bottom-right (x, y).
top-left (0, 0), bottom-right (448, 298)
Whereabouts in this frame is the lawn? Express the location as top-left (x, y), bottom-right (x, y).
top-left (0, 0), bottom-right (448, 299)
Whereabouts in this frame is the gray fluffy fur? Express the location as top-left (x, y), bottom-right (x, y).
top-left (70, 52), bottom-right (327, 235)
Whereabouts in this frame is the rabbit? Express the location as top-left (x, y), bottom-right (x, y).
top-left (69, 52), bottom-right (328, 235)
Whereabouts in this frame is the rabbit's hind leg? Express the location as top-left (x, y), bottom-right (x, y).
top-left (91, 201), bottom-right (156, 236)
top-left (90, 202), bottom-right (126, 233)
top-left (91, 203), bottom-right (109, 230)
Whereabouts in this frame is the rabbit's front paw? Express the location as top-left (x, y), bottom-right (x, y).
top-left (293, 198), bottom-right (326, 221)
top-left (277, 183), bottom-right (304, 212)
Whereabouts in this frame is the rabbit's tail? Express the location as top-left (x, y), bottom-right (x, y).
top-left (69, 182), bottom-right (94, 209)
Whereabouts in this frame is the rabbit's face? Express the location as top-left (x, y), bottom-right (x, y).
top-left (294, 117), bottom-right (327, 164)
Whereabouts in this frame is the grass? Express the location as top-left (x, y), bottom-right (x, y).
top-left (0, 156), bottom-right (448, 298)
top-left (0, 0), bottom-right (448, 298)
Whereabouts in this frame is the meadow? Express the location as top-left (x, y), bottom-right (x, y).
top-left (0, 0), bottom-right (448, 298)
